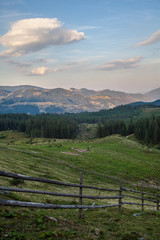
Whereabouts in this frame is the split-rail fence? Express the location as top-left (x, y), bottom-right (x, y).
top-left (0, 171), bottom-right (159, 218)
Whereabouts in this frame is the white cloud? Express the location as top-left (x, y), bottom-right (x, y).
top-left (31, 66), bottom-right (50, 75)
top-left (0, 18), bottom-right (85, 57)
top-left (136, 30), bottom-right (160, 47)
top-left (99, 56), bottom-right (142, 71)
top-left (31, 65), bottom-right (71, 76)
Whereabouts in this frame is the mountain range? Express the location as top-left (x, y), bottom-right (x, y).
top-left (0, 85), bottom-right (159, 114)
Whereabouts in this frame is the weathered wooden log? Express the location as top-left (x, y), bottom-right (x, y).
top-left (79, 173), bottom-right (83, 219)
top-left (119, 182), bottom-right (122, 212)
top-left (0, 187), bottom-right (122, 200)
top-left (0, 171), bottom-right (119, 191)
top-left (157, 194), bottom-right (159, 211)
top-left (141, 184), bottom-right (144, 211)
top-left (0, 171), bottom-right (80, 187)
top-left (0, 199), bottom-right (121, 209)
top-left (122, 187), bottom-right (157, 197)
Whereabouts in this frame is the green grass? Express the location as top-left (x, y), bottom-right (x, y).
top-left (0, 207), bottom-right (160, 240)
top-left (0, 130), bottom-right (160, 239)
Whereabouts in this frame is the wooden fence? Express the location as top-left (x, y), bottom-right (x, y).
top-left (0, 171), bottom-right (159, 218)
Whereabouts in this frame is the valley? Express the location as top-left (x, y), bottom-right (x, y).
top-left (0, 85), bottom-right (160, 240)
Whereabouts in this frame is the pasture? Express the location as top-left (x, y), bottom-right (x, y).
top-left (0, 131), bottom-right (160, 239)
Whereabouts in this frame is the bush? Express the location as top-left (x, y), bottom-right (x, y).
top-left (9, 178), bottom-right (24, 186)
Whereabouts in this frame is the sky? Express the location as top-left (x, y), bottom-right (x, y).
top-left (0, 0), bottom-right (160, 93)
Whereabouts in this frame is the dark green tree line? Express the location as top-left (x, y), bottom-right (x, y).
top-left (135, 115), bottom-right (160, 145)
top-left (97, 116), bottom-right (160, 145)
top-left (0, 114), bottom-right (78, 139)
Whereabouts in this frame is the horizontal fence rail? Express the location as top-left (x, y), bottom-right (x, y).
top-left (0, 199), bottom-right (121, 209)
top-left (0, 171), bottom-right (159, 218)
top-left (0, 171), bottom-right (119, 191)
top-left (122, 187), bottom-right (158, 197)
top-left (0, 186), bottom-right (121, 200)
top-left (123, 194), bottom-right (157, 203)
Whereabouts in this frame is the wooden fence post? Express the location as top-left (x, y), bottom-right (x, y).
top-left (157, 194), bottom-right (159, 211)
top-left (141, 183), bottom-right (144, 211)
top-left (119, 182), bottom-right (122, 212)
top-left (79, 173), bottom-right (83, 219)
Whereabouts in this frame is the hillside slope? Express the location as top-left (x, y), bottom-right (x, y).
top-left (0, 131), bottom-right (160, 240)
top-left (0, 131), bottom-right (159, 188)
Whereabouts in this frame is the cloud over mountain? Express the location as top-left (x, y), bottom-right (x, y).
top-left (99, 56), bottom-right (142, 71)
top-left (0, 18), bottom-right (85, 57)
top-left (31, 65), bottom-right (70, 76)
top-left (31, 66), bottom-right (50, 75)
top-left (136, 30), bottom-right (160, 47)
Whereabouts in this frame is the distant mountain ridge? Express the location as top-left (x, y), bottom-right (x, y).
top-left (145, 88), bottom-right (160, 100)
top-left (0, 85), bottom-right (159, 114)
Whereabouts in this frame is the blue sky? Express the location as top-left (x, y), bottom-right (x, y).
top-left (0, 0), bottom-right (160, 93)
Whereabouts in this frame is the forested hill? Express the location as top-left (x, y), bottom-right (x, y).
top-left (68, 102), bottom-right (160, 123)
top-left (127, 99), bottom-right (160, 107)
top-left (0, 103), bottom-right (160, 145)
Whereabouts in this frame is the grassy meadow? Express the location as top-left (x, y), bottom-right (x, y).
top-left (0, 130), bottom-right (160, 239)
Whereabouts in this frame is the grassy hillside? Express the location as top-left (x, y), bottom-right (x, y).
top-left (0, 131), bottom-right (160, 186)
top-left (0, 131), bottom-right (160, 239)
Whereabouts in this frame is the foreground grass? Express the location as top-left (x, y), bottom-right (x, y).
top-left (0, 131), bottom-right (160, 239)
top-left (0, 206), bottom-right (160, 240)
